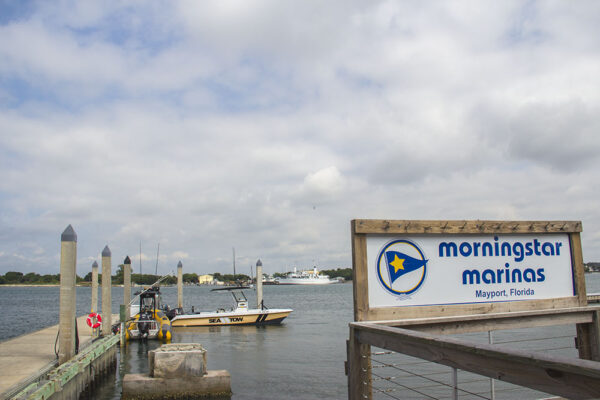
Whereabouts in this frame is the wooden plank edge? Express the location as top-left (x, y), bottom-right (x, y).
top-left (352, 219), bottom-right (583, 234)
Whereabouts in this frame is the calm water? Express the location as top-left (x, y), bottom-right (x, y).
top-left (0, 283), bottom-right (352, 399)
top-left (2, 275), bottom-right (600, 399)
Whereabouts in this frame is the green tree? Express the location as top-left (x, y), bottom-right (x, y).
top-left (41, 274), bottom-right (58, 283)
top-left (183, 273), bottom-right (199, 283)
top-left (321, 268), bottom-right (352, 280)
top-left (4, 271), bottom-right (24, 283)
top-left (112, 264), bottom-right (124, 284)
top-left (23, 272), bottom-right (40, 283)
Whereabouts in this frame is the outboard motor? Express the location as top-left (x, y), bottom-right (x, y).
top-left (138, 310), bottom-right (153, 339)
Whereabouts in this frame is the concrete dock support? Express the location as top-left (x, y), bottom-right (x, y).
top-left (91, 261), bottom-right (98, 313)
top-left (124, 256), bottom-right (132, 319)
top-left (58, 225), bottom-right (77, 365)
top-left (256, 259), bottom-right (263, 309)
top-left (177, 261), bottom-right (183, 309)
top-left (123, 344), bottom-right (231, 399)
top-left (101, 245), bottom-right (112, 336)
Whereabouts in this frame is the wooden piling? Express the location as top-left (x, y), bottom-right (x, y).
top-left (101, 246), bottom-right (112, 336)
top-left (91, 261), bottom-right (98, 313)
top-left (256, 259), bottom-right (263, 309)
top-left (58, 225), bottom-right (77, 365)
top-left (177, 261), bottom-right (183, 309)
top-left (124, 256), bottom-right (132, 319)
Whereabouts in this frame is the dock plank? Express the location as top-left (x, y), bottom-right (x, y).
top-left (0, 314), bottom-right (116, 398)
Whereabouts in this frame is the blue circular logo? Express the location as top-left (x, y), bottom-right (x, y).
top-left (376, 239), bottom-right (428, 297)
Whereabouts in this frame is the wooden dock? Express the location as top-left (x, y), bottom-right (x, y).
top-left (0, 314), bottom-right (116, 398)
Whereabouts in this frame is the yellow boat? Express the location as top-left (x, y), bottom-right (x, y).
top-left (170, 287), bottom-right (292, 327)
top-left (125, 286), bottom-right (172, 340)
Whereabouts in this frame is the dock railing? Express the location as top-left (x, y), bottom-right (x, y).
top-left (347, 306), bottom-right (600, 400)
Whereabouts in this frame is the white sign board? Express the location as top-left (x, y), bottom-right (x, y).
top-left (367, 233), bottom-right (574, 308)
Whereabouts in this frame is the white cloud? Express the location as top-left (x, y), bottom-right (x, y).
top-left (1, 1), bottom-right (600, 276)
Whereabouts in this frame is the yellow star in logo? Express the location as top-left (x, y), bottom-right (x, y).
top-left (390, 255), bottom-right (405, 273)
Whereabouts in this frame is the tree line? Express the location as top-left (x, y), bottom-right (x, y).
top-left (0, 267), bottom-right (352, 285)
top-left (0, 269), bottom-right (252, 285)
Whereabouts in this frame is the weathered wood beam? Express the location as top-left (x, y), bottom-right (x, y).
top-left (352, 322), bottom-right (600, 400)
top-left (372, 306), bottom-right (600, 335)
top-left (352, 219), bottom-right (582, 235)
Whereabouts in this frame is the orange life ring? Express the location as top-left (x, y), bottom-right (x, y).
top-left (86, 312), bottom-right (102, 329)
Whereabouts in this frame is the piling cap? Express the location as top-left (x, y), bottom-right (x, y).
top-left (92, 261), bottom-right (98, 268)
top-left (177, 261), bottom-right (183, 269)
top-left (256, 259), bottom-right (262, 267)
top-left (124, 256), bottom-right (131, 264)
top-left (102, 245), bottom-right (111, 257)
top-left (61, 225), bottom-right (77, 242)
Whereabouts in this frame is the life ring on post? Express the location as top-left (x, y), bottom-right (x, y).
top-left (86, 312), bottom-right (102, 329)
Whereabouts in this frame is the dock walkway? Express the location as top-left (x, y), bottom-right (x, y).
top-left (0, 314), bottom-right (117, 398)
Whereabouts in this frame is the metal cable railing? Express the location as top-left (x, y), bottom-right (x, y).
top-left (368, 325), bottom-right (578, 400)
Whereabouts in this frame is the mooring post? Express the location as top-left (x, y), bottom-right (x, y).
top-left (124, 256), bottom-right (132, 319)
top-left (101, 245), bottom-right (112, 336)
top-left (91, 261), bottom-right (98, 313)
top-left (59, 225), bottom-right (77, 365)
top-left (177, 261), bottom-right (183, 309)
top-left (256, 259), bottom-right (263, 309)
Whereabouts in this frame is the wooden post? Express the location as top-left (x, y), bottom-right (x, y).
top-left (101, 245), bottom-right (112, 336)
top-left (124, 256), bottom-right (131, 320)
top-left (177, 261), bottom-right (183, 309)
top-left (59, 225), bottom-right (77, 365)
top-left (591, 310), bottom-right (600, 361)
top-left (256, 259), bottom-right (263, 309)
top-left (570, 232), bottom-right (595, 360)
top-left (347, 326), bottom-right (371, 400)
top-left (91, 261), bottom-right (98, 313)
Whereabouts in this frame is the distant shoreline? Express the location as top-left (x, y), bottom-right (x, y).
top-left (0, 284), bottom-right (118, 287)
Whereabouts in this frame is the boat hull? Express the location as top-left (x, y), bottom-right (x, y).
top-left (276, 279), bottom-right (339, 285)
top-left (171, 310), bottom-right (292, 327)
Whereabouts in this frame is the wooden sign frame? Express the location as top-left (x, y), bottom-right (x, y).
top-left (351, 219), bottom-right (586, 322)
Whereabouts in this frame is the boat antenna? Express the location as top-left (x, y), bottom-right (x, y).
top-left (155, 243), bottom-right (160, 275)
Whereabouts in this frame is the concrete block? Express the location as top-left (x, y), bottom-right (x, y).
top-left (149, 343), bottom-right (207, 378)
top-left (122, 370), bottom-right (231, 399)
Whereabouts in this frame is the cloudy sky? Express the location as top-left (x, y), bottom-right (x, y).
top-left (1, 1), bottom-right (599, 276)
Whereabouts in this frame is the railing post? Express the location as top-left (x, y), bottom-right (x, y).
top-left (452, 367), bottom-right (458, 400)
top-left (577, 323), bottom-right (593, 360)
top-left (489, 330), bottom-right (495, 399)
top-left (589, 310), bottom-right (600, 361)
top-left (348, 326), bottom-right (371, 400)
